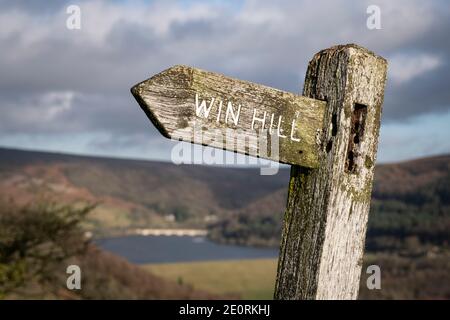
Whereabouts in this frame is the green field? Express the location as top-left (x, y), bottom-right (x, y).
top-left (143, 259), bottom-right (278, 299)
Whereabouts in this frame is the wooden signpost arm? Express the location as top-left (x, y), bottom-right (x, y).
top-left (274, 44), bottom-right (388, 299)
top-left (131, 66), bottom-right (326, 168)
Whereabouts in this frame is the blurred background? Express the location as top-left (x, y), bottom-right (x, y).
top-left (0, 0), bottom-right (449, 299)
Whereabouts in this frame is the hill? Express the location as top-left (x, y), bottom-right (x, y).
top-left (0, 199), bottom-right (228, 299)
top-left (0, 147), bottom-right (289, 234)
top-left (208, 155), bottom-right (450, 248)
top-left (1, 147), bottom-right (449, 299)
top-left (0, 147), bottom-right (448, 247)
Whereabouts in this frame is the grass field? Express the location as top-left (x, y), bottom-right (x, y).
top-left (143, 259), bottom-right (278, 299)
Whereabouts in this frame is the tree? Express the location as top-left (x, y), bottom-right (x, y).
top-left (0, 200), bottom-right (94, 298)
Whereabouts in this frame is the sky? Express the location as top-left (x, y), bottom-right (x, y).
top-left (0, 0), bottom-right (449, 164)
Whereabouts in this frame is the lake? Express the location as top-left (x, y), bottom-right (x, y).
top-left (96, 235), bottom-right (279, 264)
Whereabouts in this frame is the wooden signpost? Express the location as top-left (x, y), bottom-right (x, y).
top-left (131, 44), bottom-right (387, 299)
top-left (131, 65), bottom-right (326, 168)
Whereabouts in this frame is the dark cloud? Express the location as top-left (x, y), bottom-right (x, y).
top-left (0, 0), bottom-right (448, 158)
top-left (384, 62), bottom-right (450, 120)
top-left (0, 0), bottom-right (72, 14)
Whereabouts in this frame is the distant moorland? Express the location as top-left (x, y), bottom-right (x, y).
top-left (0, 147), bottom-right (448, 299)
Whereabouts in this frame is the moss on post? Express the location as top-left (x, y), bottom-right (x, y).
top-left (274, 44), bottom-right (388, 300)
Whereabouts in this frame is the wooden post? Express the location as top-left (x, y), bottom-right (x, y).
top-left (274, 44), bottom-right (387, 299)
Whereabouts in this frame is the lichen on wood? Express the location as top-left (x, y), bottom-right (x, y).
top-left (131, 65), bottom-right (326, 168)
top-left (274, 44), bottom-right (388, 300)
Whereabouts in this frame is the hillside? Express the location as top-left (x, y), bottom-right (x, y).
top-left (1, 147), bottom-right (449, 299)
top-left (0, 147), bottom-right (449, 246)
top-left (0, 199), bottom-right (228, 300)
top-left (209, 154), bottom-right (450, 248)
top-left (0, 147), bottom-right (289, 234)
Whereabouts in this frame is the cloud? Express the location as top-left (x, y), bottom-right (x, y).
top-left (0, 0), bottom-right (449, 161)
top-left (0, 91), bottom-right (74, 132)
top-left (389, 53), bottom-right (442, 85)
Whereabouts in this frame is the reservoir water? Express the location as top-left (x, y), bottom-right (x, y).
top-left (96, 235), bottom-right (278, 264)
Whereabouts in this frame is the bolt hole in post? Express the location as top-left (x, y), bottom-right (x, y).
top-left (346, 103), bottom-right (367, 173)
top-left (331, 113), bottom-right (338, 136)
top-left (325, 112), bottom-right (338, 153)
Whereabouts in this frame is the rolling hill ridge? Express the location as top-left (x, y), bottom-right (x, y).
top-left (0, 147), bottom-right (448, 247)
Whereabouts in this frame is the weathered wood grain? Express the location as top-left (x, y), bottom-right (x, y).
top-left (274, 44), bottom-right (387, 299)
top-left (131, 66), bottom-right (325, 168)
